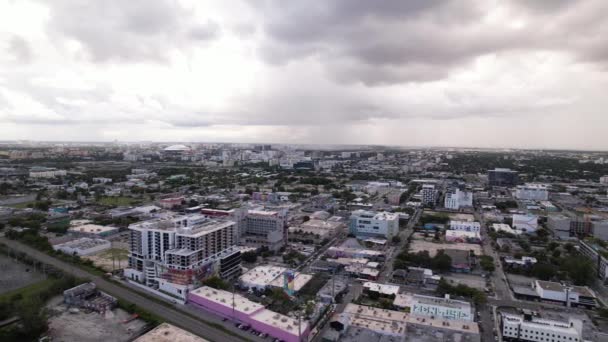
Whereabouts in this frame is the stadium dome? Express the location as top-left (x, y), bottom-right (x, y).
top-left (164, 144), bottom-right (191, 151)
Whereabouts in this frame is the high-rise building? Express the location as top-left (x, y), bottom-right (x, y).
top-left (349, 210), bottom-right (399, 239)
top-left (124, 214), bottom-right (240, 301)
top-left (421, 184), bottom-right (437, 205)
top-left (241, 210), bottom-right (287, 251)
top-left (488, 168), bottom-right (519, 187)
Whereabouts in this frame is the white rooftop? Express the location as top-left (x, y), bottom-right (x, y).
top-left (250, 309), bottom-right (309, 335)
top-left (239, 265), bottom-right (288, 287)
top-left (69, 224), bottom-right (117, 234)
top-left (134, 323), bottom-right (210, 342)
top-left (362, 282), bottom-right (399, 296)
top-left (189, 286), bottom-right (264, 315)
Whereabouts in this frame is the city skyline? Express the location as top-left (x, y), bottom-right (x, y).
top-left (1, 1), bottom-right (608, 149)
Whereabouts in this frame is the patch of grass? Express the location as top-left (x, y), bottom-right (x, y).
top-left (0, 278), bottom-right (55, 302)
top-left (97, 197), bottom-right (140, 207)
top-left (6, 201), bottom-right (36, 209)
top-left (98, 248), bottom-right (128, 260)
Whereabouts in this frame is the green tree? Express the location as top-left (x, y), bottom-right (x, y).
top-left (241, 251), bottom-right (258, 263)
top-left (202, 276), bottom-right (229, 290)
top-left (531, 262), bottom-right (557, 281)
top-left (431, 251), bottom-right (452, 272)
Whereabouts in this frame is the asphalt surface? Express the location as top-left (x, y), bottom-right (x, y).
top-left (0, 237), bottom-right (262, 342)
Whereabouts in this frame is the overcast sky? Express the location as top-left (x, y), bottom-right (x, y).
top-left (1, 0), bottom-right (608, 150)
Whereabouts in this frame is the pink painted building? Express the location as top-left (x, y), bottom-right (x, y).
top-left (188, 286), bottom-right (309, 342)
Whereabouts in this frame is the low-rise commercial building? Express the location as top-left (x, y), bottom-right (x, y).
top-left (238, 265), bottom-right (313, 293)
top-left (331, 304), bottom-right (480, 342)
top-left (349, 210), bottom-right (399, 239)
top-left (445, 230), bottom-right (481, 243)
top-left (449, 220), bottom-right (481, 233)
top-left (515, 184), bottom-right (549, 201)
top-left (501, 312), bottom-right (584, 342)
top-left (362, 282), bottom-right (399, 297)
top-left (188, 286), bottom-right (310, 342)
top-left (68, 224), bottom-right (119, 237)
top-left (492, 223), bottom-right (522, 236)
top-left (532, 280), bottom-right (597, 308)
top-left (53, 237), bottom-right (111, 256)
top-left (512, 214), bottom-right (538, 233)
top-left (134, 323), bottom-right (210, 342)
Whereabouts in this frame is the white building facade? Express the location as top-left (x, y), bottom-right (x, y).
top-left (124, 214), bottom-right (240, 301)
top-left (512, 214), bottom-right (539, 233)
top-left (449, 220), bottom-right (481, 233)
top-left (501, 313), bottom-right (583, 342)
top-left (444, 188), bottom-right (473, 210)
top-left (349, 210), bottom-right (399, 239)
top-left (515, 184), bottom-right (549, 201)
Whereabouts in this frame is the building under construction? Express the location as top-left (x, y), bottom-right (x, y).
top-left (63, 282), bottom-right (117, 313)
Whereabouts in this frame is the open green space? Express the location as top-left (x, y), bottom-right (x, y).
top-left (97, 196), bottom-right (141, 206)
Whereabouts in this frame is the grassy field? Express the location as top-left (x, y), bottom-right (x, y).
top-left (6, 201), bottom-right (37, 209)
top-left (97, 197), bottom-right (140, 207)
top-left (99, 248), bottom-right (128, 260)
top-left (0, 278), bottom-right (56, 302)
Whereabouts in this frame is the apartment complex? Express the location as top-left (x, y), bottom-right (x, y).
top-left (124, 214), bottom-right (240, 301)
top-left (348, 210), bottom-right (399, 239)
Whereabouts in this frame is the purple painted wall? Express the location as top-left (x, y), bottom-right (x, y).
top-left (188, 293), bottom-right (310, 342)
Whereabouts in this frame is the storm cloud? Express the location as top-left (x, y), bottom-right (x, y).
top-left (0, 0), bottom-right (608, 149)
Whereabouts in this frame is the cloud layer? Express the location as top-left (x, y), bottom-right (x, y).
top-left (1, 0), bottom-right (607, 149)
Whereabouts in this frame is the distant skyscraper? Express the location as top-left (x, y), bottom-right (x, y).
top-left (488, 168), bottom-right (519, 187)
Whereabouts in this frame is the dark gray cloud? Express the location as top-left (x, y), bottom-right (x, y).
top-left (42, 0), bottom-right (220, 62)
top-left (248, 0), bottom-right (608, 85)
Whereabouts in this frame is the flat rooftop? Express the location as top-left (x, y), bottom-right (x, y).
top-left (269, 272), bottom-right (313, 291)
top-left (55, 238), bottom-right (110, 250)
top-left (69, 224), bottom-right (117, 234)
top-left (502, 313), bottom-right (580, 335)
top-left (239, 265), bottom-right (288, 287)
top-left (363, 282), bottom-right (399, 296)
top-left (413, 294), bottom-right (471, 311)
top-left (134, 323), bottom-right (210, 342)
top-left (250, 309), bottom-right (309, 335)
top-left (190, 286), bottom-right (264, 315)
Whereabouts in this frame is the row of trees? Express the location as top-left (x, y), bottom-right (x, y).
top-left (394, 250), bottom-right (453, 272)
